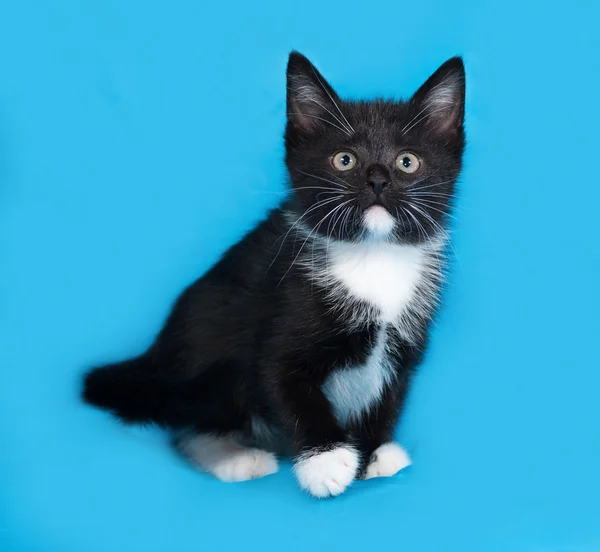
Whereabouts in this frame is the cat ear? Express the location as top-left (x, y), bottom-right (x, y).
top-left (286, 51), bottom-right (347, 134)
top-left (410, 57), bottom-right (465, 137)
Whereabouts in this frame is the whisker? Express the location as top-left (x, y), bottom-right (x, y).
top-left (407, 178), bottom-right (458, 191)
top-left (278, 199), bottom-right (354, 287)
top-left (411, 199), bottom-right (458, 221)
top-left (257, 185), bottom-right (352, 196)
top-left (408, 203), bottom-right (447, 237)
top-left (399, 79), bottom-right (455, 134)
top-left (341, 204), bottom-right (355, 240)
top-left (296, 170), bottom-right (351, 190)
top-left (401, 106), bottom-right (453, 135)
top-left (325, 203), bottom-right (352, 268)
top-left (320, 200), bottom-right (347, 275)
top-left (293, 186), bottom-right (349, 193)
top-left (392, 206), bottom-right (407, 241)
top-left (308, 99), bottom-right (353, 135)
top-left (409, 191), bottom-right (455, 198)
top-left (287, 85), bottom-right (353, 135)
top-left (403, 205), bottom-right (427, 242)
top-left (286, 112), bottom-right (351, 136)
top-left (410, 193), bottom-right (459, 204)
top-left (308, 68), bottom-right (355, 133)
top-left (408, 203), bottom-right (462, 270)
top-left (321, 170), bottom-right (353, 187)
top-left (315, 191), bottom-right (352, 201)
top-left (409, 195), bottom-right (456, 208)
top-left (276, 196), bottom-right (341, 245)
top-left (267, 195), bottom-right (343, 272)
top-left (399, 105), bottom-right (429, 134)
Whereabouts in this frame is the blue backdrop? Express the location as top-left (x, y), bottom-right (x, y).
top-left (1, 1), bottom-right (599, 551)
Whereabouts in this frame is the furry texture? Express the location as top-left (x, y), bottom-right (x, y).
top-left (82, 51), bottom-right (466, 497)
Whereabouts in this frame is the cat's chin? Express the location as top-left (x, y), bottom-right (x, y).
top-left (362, 205), bottom-right (395, 236)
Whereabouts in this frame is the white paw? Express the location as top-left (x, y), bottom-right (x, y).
top-left (294, 445), bottom-right (359, 498)
top-left (211, 448), bottom-right (279, 482)
top-left (177, 433), bottom-right (278, 482)
top-left (362, 442), bottom-right (411, 480)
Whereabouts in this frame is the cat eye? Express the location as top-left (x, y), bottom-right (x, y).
top-left (331, 151), bottom-right (357, 171)
top-left (395, 152), bottom-right (421, 174)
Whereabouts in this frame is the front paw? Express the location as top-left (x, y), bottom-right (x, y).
top-left (294, 445), bottom-right (359, 498)
top-left (362, 442), bottom-right (411, 480)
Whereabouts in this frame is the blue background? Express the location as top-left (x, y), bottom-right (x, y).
top-left (1, 1), bottom-right (599, 550)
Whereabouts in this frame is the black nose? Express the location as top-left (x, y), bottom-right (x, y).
top-left (367, 166), bottom-right (390, 197)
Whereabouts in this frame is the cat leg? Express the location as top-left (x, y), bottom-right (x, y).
top-left (269, 371), bottom-right (359, 498)
top-left (350, 377), bottom-right (412, 480)
top-left (175, 432), bottom-right (278, 482)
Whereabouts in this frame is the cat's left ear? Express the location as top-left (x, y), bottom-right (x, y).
top-left (410, 57), bottom-right (465, 137)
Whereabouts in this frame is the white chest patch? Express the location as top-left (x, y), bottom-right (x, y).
top-left (322, 327), bottom-right (394, 426)
top-left (314, 239), bottom-right (440, 423)
top-left (327, 240), bottom-right (430, 324)
top-left (298, 231), bottom-right (443, 424)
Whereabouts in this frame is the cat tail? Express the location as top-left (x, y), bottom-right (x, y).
top-left (82, 355), bottom-right (200, 427)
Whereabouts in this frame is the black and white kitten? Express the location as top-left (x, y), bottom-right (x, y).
top-left (83, 52), bottom-right (465, 498)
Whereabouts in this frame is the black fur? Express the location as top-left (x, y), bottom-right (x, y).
top-left (83, 52), bottom-right (465, 481)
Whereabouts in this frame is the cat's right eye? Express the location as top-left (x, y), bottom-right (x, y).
top-left (331, 151), bottom-right (357, 172)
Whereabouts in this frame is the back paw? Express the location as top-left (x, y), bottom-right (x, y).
top-left (176, 433), bottom-right (278, 482)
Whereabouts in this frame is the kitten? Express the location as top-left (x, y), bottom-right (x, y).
top-left (83, 51), bottom-right (465, 498)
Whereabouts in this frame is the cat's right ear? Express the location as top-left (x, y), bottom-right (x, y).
top-left (286, 51), bottom-right (346, 134)
top-left (409, 57), bottom-right (465, 139)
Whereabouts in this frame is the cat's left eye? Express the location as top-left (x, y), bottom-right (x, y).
top-left (396, 152), bottom-right (421, 174)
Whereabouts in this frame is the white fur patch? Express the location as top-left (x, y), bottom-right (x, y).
top-left (326, 239), bottom-right (435, 325)
top-left (291, 217), bottom-right (444, 336)
top-left (322, 327), bottom-right (394, 426)
top-left (290, 220), bottom-right (444, 432)
top-left (363, 442), bottom-right (411, 479)
top-left (177, 433), bottom-right (278, 482)
top-left (294, 445), bottom-right (359, 498)
top-left (295, 231), bottom-right (444, 422)
top-left (363, 205), bottom-right (395, 235)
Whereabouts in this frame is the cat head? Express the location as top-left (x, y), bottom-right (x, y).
top-left (284, 51), bottom-right (465, 245)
